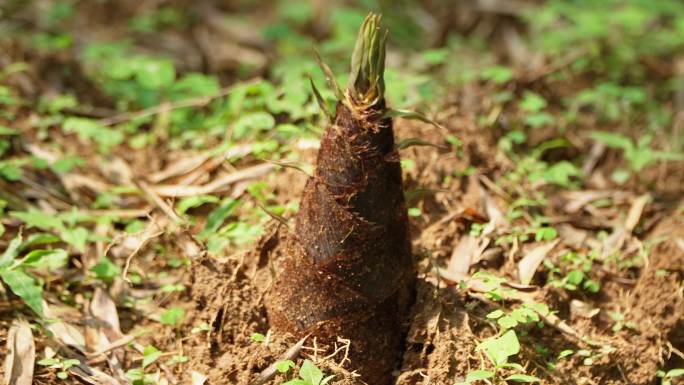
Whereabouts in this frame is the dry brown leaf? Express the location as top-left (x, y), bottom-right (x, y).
top-left (600, 194), bottom-right (650, 259)
top-left (98, 156), bottom-right (134, 185)
top-left (61, 174), bottom-right (111, 194)
top-left (121, 223), bottom-right (165, 284)
top-left (517, 239), bottom-right (560, 285)
top-left (556, 224), bottom-right (589, 249)
top-left (191, 371), bottom-right (208, 385)
top-left (625, 194), bottom-right (650, 232)
top-left (138, 181), bottom-right (181, 223)
top-left (478, 180), bottom-right (507, 234)
top-left (86, 334), bottom-right (137, 361)
top-left (70, 364), bottom-right (122, 385)
top-left (24, 143), bottom-right (60, 163)
top-left (3, 319), bottom-right (35, 385)
top-left (601, 227), bottom-right (627, 260)
top-left (434, 268), bottom-right (489, 292)
top-left (152, 163), bottom-right (274, 197)
top-left (43, 302), bottom-right (87, 353)
top-left (582, 141), bottom-right (606, 175)
top-left (175, 156), bottom-right (224, 186)
top-left (91, 288), bottom-right (123, 341)
top-left (149, 152), bottom-right (212, 183)
top-left (447, 235), bottom-right (478, 275)
top-left (179, 233), bottom-right (203, 259)
top-left (676, 237), bottom-right (684, 253)
top-left (562, 190), bottom-right (624, 214)
top-left (570, 299), bottom-right (600, 319)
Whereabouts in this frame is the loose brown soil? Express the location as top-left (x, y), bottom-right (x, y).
top-left (1, 106), bottom-right (682, 385)
top-left (147, 117), bottom-right (684, 385)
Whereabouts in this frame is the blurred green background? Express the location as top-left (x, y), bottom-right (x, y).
top-left (2, 0), bottom-right (683, 150)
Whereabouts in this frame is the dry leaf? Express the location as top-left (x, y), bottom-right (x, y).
top-left (446, 236), bottom-right (478, 275)
top-left (179, 233), bottom-right (203, 259)
top-left (582, 141), bottom-right (606, 175)
top-left (562, 190), bottom-right (616, 214)
top-left (601, 227), bottom-right (627, 260)
top-left (518, 239), bottom-right (560, 285)
top-left (44, 302), bottom-right (87, 353)
top-left (437, 268), bottom-right (506, 295)
top-left (98, 156), bottom-right (134, 185)
top-left (149, 152), bottom-right (211, 183)
top-left (91, 288), bottom-right (123, 340)
top-left (625, 194), bottom-right (650, 232)
top-left (3, 319), bottom-right (35, 385)
top-left (87, 286), bottom-right (126, 381)
top-left (152, 163), bottom-right (274, 197)
top-left (600, 195), bottom-right (648, 260)
top-left (70, 364), bottom-right (122, 385)
top-left (556, 224), bottom-right (588, 249)
top-left (191, 371), bottom-right (208, 385)
top-left (478, 180), bottom-right (507, 234)
top-left (676, 237), bottom-right (684, 253)
top-left (570, 299), bottom-right (600, 319)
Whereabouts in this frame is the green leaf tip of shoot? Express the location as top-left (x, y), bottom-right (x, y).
top-left (310, 12), bottom-right (388, 114)
top-left (347, 12), bottom-right (387, 110)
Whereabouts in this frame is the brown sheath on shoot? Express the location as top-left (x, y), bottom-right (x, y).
top-left (265, 13), bottom-right (414, 384)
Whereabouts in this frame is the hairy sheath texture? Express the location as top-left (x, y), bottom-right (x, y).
top-left (265, 101), bottom-right (415, 384)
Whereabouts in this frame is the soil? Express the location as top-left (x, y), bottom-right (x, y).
top-left (1, 106), bottom-right (682, 385)
top-left (146, 117), bottom-right (684, 385)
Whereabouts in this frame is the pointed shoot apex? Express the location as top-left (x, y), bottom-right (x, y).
top-left (347, 12), bottom-right (387, 110)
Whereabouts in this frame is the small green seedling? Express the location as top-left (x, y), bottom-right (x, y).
top-left (590, 131), bottom-right (684, 181)
top-left (251, 332), bottom-right (266, 342)
top-left (126, 345), bottom-right (162, 385)
top-left (159, 307), bottom-right (185, 326)
top-left (547, 267), bottom-right (600, 293)
top-left (166, 354), bottom-right (189, 366)
top-left (456, 330), bottom-right (539, 384)
top-left (546, 349), bottom-right (575, 370)
top-left (545, 251), bottom-right (601, 294)
top-left (191, 322), bottom-right (210, 334)
top-left (276, 360), bottom-right (296, 373)
top-left (38, 357), bottom-right (80, 380)
top-left (533, 226), bottom-right (558, 242)
top-left (470, 223), bottom-right (485, 237)
top-left (576, 345), bottom-right (618, 367)
top-left (519, 91), bottom-right (553, 129)
top-left (471, 272), bottom-right (512, 302)
top-left (0, 233), bottom-right (69, 317)
top-left (608, 311), bottom-right (636, 332)
top-left (283, 359), bottom-right (334, 385)
top-left (657, 368), bottom-right (684, 385)
top-left (486, 302), bottom-right (550, 331)
top-left (90, 256), bottom-right (121, 283)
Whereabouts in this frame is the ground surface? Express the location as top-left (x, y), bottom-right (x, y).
top-left (1, 1), bottom-right (684, 385)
